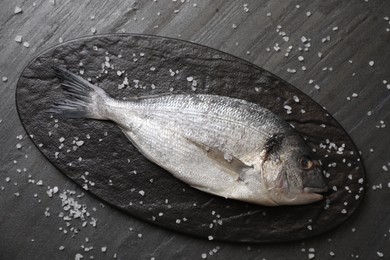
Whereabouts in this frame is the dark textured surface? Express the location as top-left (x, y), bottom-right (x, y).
top-left (16, 34), bottom-right (364, 243)
top-left (1, 1), bottom-right (389, 259)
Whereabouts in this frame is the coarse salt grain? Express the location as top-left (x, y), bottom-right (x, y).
top-left (15, 6), bottom-right (23, 14)
top-left (15, 35), bottom-right (23, 43)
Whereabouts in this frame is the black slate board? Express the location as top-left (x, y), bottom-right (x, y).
top-left (16, 34), bottom-right (365, 243)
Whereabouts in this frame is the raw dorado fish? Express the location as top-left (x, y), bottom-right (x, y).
top-left (50, 67), bottom-right (328, 206)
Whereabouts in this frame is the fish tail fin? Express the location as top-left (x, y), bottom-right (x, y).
top-left (49, 66), bottom-right (111, 120)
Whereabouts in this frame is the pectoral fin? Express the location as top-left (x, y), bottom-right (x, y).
top-left (185, 138), bottom-right (253, 181)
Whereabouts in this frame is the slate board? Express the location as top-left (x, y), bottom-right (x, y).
top-left (16, 34), bottom-right (365, 243)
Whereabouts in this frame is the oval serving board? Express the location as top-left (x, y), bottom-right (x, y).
top-left (16, 34), bottom-right (365, 243)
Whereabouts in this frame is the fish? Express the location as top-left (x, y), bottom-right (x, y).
top-left (49, 67), bottom-right (328, 206)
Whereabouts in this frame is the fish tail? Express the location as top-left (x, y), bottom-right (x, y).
top-left (49, 66), bottom-right (111, 120)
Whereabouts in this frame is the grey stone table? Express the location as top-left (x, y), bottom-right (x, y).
top-left (0, 1), bottom-right (389, 259)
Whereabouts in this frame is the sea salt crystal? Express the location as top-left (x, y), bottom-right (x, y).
top-left (369, 61), bottom-right (374, 67)
top-left (2, 77), bottom-right (7, 82)
top-left (186, 76), bottom-right (194, 82)
top-left (76, 141), bottom-right (84, 146)
top-left (298, 56), bottom-right (304, 61)
top-left (23, 42), bottom-right (30, 48)
top-left (15, 35), bottom-right (23, 43)
top-left (15, 6), bottom-right (23, 14)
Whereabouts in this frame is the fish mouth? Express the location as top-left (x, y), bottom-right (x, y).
top-left (303, 186), bottom-right (329, 194)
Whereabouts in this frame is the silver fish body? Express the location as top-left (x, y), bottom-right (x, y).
top-left (51, 67), bottom-right (328, 206)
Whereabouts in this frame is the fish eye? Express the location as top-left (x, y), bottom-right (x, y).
top-left (299, 156), bottom-right (314, 170)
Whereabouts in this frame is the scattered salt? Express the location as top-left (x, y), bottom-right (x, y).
top-left (76, 141), bottom-right (84, 146)
top-left (15, 35), bottom-right (23, 43)
top-left (15, 6), bottom-right (23, 14)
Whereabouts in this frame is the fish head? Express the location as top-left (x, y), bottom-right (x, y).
top-left (260, 134), bottom-right (328, 206)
